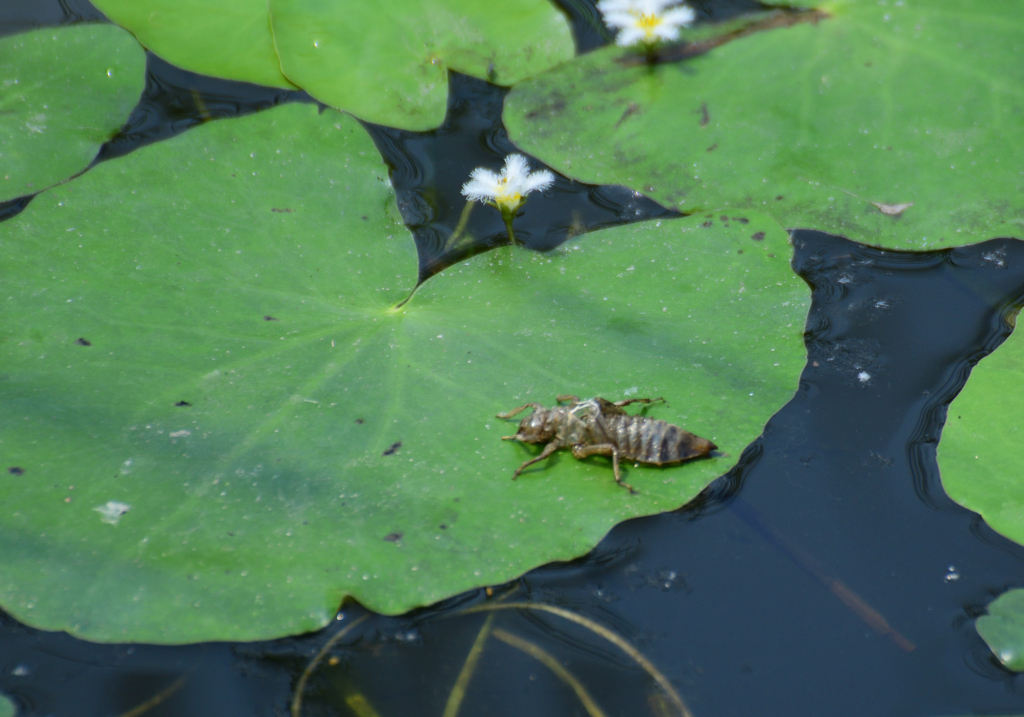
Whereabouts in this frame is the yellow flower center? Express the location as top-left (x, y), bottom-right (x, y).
top-left (637, 13), bottom-right (663, 38)
top-left (494, 178), bottom-right (523, 210)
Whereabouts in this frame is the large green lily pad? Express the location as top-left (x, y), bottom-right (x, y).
top-left (976, 588), bottom-right (1024, 672)
top-left (270, 0), bottom-right (574, 129)
top-left (939, 312), bottom-right (1024, 548)
top-left (505, 0), bottom-right (1024, 250)
top-left (88, 0), bottom-right (574, 130)
top-left (89, 0), bottom-right (296, 89)
top-left (0, 102), bottom-right (808, 643)
top-left (0, 24), bottom-right (145, 202)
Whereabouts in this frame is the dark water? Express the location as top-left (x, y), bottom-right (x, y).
top-left (3, 2), bottom-right (1024, 716)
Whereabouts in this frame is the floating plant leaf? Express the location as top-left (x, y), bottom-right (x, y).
top-left (505, 0), bottom-right (1024, 250)
top-left (976, 589), bottom-right (1024, 672)
top-left (939, 312), bottom-right (1024, 548)
top-left (89, 0), bottom-right (295, 89)
top-left (269, 0), bottom-right (574, 129)
top-left (0, 24), bottom-right (145, 202)
top-left (0, 103), bottom-right (808, 643)
top-left (0, 694), bottom-right (12, 717)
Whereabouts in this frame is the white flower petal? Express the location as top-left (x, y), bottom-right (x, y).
top-left (521, 169), bottom-right (555, 194)
top-left (468, 166), bottom-right (501, 186)
top-left (643, 0), bottom-right (684, 14)
top-left (462, 182), bottom-right (497, 203)
top-left (502, 154), bottom-right (531, 181)
top-left (603, 11), bottom-right (637, 29)
top-left (463, 154), bottom-right (553, 209)
top-left (596, 0), bottom-right (632, 11)
top-left (461, 167), bottom-right (502, 203)
top-left (600, 0), bottom-right (695, 45)
top-left (615, 25), bottom-right (648, 47)
top-left (652, 22), bottom-right (681, 41)
top-left (662, 6), bottom-right (696, 27)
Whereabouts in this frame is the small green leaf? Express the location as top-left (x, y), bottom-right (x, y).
top-left (89, 0), bottom-right (296, 89)
top-left (0, 694), bottom-right (14, 717)
top-left (0, 25), bottom-right (145, 202)
top-left (270, 0), bottom-right (575, 129)
top-left (939, 313), bottom-right (1024, 548)
top-left (505, 0), bottom-right (1024, 250)
top-left (0, 103), bottom-right (808, 643)
top-left (976, 589), bottom-right (1024, 672)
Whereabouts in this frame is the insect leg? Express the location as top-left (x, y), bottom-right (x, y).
top-left (511, 440), bottom-right (562, 480)
top-left (570, 443), bottom-right (637, 494)
top-left (496, 403), bottom-right (544, 419)
top-left (556, 394), bottom-right (580, 404)
top-left (613, 397), bottom-right (665, 408)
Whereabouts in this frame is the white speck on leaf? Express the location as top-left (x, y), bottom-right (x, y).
top-left (95, 501), bottom-right (131, 525)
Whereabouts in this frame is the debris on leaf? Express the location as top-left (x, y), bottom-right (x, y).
top-left (94, 501), bottom-right (131, 525)
top-left (871, 201), bottom-right (913, 217)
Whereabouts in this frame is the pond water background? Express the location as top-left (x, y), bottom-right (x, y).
top-left (2, 1), bottom-right (1024, 715)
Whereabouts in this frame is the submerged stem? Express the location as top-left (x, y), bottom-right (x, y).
top-left (460, 601), bottom-right (692, 717)
top-left (291, 613), bottom-right (370, 717)
top-left (442, 613), bottom-right (496, 717)
top-left (115, 674), bottom-right (188, 717)
top-left (492, 628), bottom-right (608, 717)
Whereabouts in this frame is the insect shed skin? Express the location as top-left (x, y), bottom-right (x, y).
top-left (496, 395), bottom-right (717, 493)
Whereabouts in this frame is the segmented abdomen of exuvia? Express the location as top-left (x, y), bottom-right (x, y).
top-left (602, 415), bottom-right (716, 464)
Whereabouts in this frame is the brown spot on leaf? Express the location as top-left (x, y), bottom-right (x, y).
top-left (702, 221), bottom-right (713, 227)
top-left (736, 217), bottom-right (749, 224)
top-left (271, 207), bottom-right (293, 213)
top-left (614, 102), bottom-right (641, 129)
top-left (75, 338), bottom-right (91, 346)
top-left (699, 102), bottom-right (710, 127)
top-left (525, 94), bottom-right (567, 119)
top-left (8, 467), bottom-right (24, 476)
top-left (706, 143), bottom-right (718, 152)
top-left (619, 8), bottom-right (830, 66)
top-left (751, 232), bottom-right (766, 241)
top-left (263, 315), bottom-right (278, 321)
top-left (439, 524), bottom-right (448, 530)
top-left (382, 441), bottom-right (402, 456)
top-left (355, 418), bottom-right (364, 424)
top-left (174, 400), bottom-right (191, 407)
top-left (775, 195), bottom-right (784, 201)
top-left (383, 532), bottom-right (403, 542)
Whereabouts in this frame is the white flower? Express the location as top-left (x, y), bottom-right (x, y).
top-left (597, 0), bottom-right (696, 48)
top-left (461, 154), bottom-right (555, 216)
